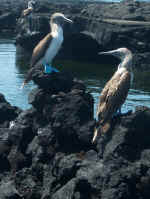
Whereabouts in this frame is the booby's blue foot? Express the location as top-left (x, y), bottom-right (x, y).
top-left (44, 64), bottom-right (59, 74)
top-left (121, 109), bottom-right (132, 116)
top-left (113, 109), bottom-right (132, 118)
top-left (52, 67), bottom-right (59, 73)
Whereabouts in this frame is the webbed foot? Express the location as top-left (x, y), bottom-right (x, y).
top-left (113, 109), bottom-right (132, 118)
top-left (44, 64), bottom-right (59, 74)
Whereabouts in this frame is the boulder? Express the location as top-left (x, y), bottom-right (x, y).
top-left (0, 93), bottom-right (21, 128)
top-left (0, 12), bottom-right (17, 32)
top-left (32, 70), bottom-right (74, 91)
top-left (0, 180), bottom-right (22, 199)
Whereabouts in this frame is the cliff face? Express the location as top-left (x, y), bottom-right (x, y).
top-left (0, 69), bottom-right (150, 199)
top-left (13, 0), bottom-right (150, 70)
top-left (81, 1), bottom-right (150, 70)
top-left (0, 0), bottom-right (149, 69)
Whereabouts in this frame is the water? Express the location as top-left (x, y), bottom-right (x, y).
top-left (0, 37), bottom-right (150, 117)
top-left (0, 37), bottom-right (36, 110)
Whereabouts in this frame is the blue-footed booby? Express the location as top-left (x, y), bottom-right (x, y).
top-left (92, 48), bottom-right (133, 143)
top-left (21, 12), bottom-right (73, 88)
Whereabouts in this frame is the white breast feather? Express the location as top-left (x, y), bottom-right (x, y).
top-left (43, 27), bottom-right (63, 64)
top-left (117, 67), bottom-right (126, 74)
top-left (117, 66), bottom-right (133, 86)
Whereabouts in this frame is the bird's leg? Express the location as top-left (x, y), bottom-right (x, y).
top-left (113, 106), bottom-right (132, 118)
top-left (120, 109), bottom-right (132, 116)
top-left (117, 107), bottom-right (133, 116)
top-left (43, 63), bottom-right (59, 74)
top-left (29, 13), bottom-right (33, 32)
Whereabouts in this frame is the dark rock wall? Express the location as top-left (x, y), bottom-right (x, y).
top-left (14, 1), bottom-right (150, 70)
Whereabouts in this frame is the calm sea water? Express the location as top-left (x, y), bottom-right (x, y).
top-left (0, 37), bottom-right (150, 117)
top-left (0, 37), bottom-right (36, 110)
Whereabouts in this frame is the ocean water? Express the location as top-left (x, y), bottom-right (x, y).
top-left (0, 37), bottom-right (36, 110)
top-left (0, 37), bottom-right (150, 117)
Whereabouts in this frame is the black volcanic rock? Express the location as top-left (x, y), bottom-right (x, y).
top-left (0, 12), bottom-right (17, 32)
top-left (94, 106), bottom-right (150, 199)
top-left (0, 180), bottom-right (22, 199)
top-left (0, 68), bottom-right (150, 198)
top-left (32, 70), bottom-right (74, 91)
top-left (49, 106), bottom-right (150, 199)
top-left (28, 72), bottom-right (94, 152)
top-left (0, 93), bottom-right (21, 128)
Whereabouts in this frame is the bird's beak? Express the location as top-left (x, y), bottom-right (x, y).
top-left (63, 16), bottom-right (73, 24)
top-left (98, 49), bottom-right (119, 56)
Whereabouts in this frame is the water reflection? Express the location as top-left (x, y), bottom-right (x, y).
top-left (1, 37), bottom-right (150, 116)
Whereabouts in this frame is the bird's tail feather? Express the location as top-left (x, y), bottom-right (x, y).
top-left (101, 122), bottom-right (111, 133)
top-left (92, 127), bottom-right (98, 143)
top-left (92, 121), bottom-right (111, 143)
top-left (20, 67), bottom-right (35, 89)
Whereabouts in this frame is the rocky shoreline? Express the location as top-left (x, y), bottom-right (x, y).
top-left (0, 64), bottom-right (150, 199)
top-left (1, 0), bottom-right (150, 70)
top-left (0, 1), bottom-right (150, 198)
top-left (0, 0), bottom-right (148, 70)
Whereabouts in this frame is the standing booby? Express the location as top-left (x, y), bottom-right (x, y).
top-left (21, 12), bottom-right (73, 88)
top-left (22, 0), bottom-right (36, 32)
top-left (92, 47), bottom-right (133, 143)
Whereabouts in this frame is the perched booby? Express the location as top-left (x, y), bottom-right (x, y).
top-left (21, 12), bottom-right (73, 88)
top-left (92, 47), bottom-right (133, 143)
top-left (22, 0), bottom-right (35, 17)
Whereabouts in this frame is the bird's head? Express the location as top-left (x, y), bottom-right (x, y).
top-left (28, 0), bottom-right (36, 9)
top-left (99, 48), bottom-right (132, 60)
top-left (98, 48), bottom-right (133, 69)
top-left (50, 13), bottom-right (73, 27)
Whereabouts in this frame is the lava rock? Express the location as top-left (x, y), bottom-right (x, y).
top-left (32, 70), bottom-right (74, 91)
top-left (0, 12), bottom-right (17, 31)
top-left (0, 93), bottom-right (21, 127)
top-left (0, 129), bottom-right (11, 172)
top-left (28, 88), bottom-right (47, 110)
top-left (94, 106), bottom-right (150, 199)
top-left (42, 89), bottom-right (94, 152)
top-left (0, 180), bottom-right (22, 199)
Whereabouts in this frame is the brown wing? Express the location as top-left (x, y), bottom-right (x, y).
top-left (97, 70), bottom-right (131, 124)
top-left (30, 33), bottom-right (53, 67)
